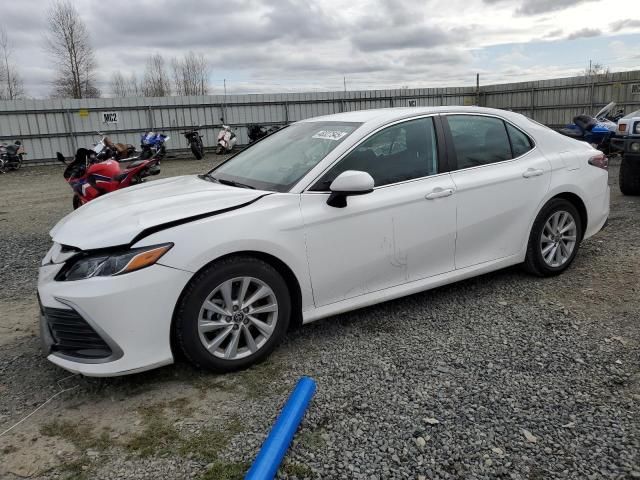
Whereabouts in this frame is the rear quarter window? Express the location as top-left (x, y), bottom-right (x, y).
top-left (506, 123), bottom-right (534, 157)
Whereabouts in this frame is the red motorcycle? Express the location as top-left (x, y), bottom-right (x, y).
top-left (57, 147), bottom-right (161, 209)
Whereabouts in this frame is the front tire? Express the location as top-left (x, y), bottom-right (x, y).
top-left (619, 155), bottom-right (640, 195)
top-left (175, 256), bottom-right (291, 373)
top-left (9, 156), bottom-right (22, 170)
top-left (524, 198), bottom-right (582, 277)
top-left (72, 196), bottom-right (82, 210)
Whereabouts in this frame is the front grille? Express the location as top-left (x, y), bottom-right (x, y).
top-left (43, 307), bottom-right (112, 359)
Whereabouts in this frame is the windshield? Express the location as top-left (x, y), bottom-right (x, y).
top-left (208, 121), bottom-right (362, 192)
top-left (595, 101), bottom-right (616, 119)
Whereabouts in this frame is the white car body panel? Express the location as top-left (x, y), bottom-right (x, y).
top-left (38, 106), bottom-right (610, 376)
top-left (449, 148), bottom-right (552, 269)
top-left (50, 175), bottom-right (267, 249)
top-left (300, 174), bottom-right (457, 307)
top-left (38, 263), bottom-right (191, 376)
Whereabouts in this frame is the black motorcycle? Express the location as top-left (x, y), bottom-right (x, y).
top-left (0, 140), bottom-right (25, 173)
top-left (247, 124), bottom-right (282, 143)
top-left (182, 126), bottom-right (204, 160)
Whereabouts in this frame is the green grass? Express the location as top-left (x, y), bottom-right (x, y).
top-left (280, 461), bottom-right (314, 478)
top-left (40, 420), bottom-right (111, 451)
top-left (296, 428), bottom-right (326, 450)
top-left (125, 403), bottom-right (245, 464)
top-left (199, 461), bottom-right (249, 480)
top-left (56, 458), bottom-right (91, 480)
top-left (125, 405), bottom-right (181, 456)
top-left (40, 398), bottom-right (246, 477)
top-left (235, 360), bottom-right (286, 399)
top-left (179, 417), bottom-right (243, 462)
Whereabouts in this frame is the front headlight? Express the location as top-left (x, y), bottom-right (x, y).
top-left (635, 122), bottom-right (640, 135)
top-left (630, 142), bottom-right (640, 153)
top-left (57, 243), bottom-right (173, 281)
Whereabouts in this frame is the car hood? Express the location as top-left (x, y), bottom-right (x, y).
top-left (51, 175), bottom-right (269, 250)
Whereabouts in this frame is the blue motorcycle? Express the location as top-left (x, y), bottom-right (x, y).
top-left (559, 102), bottom-right (622, 154)
top-left (140, 131), bottom-right (170, 160)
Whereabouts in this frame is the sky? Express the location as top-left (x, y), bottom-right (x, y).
top-left (1, 0), bottom-right (639, 98)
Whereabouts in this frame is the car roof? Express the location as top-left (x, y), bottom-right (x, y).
top-left (298, 106), bottom-right (524, 125)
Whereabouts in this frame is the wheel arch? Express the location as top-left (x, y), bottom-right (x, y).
top-left (549, 192), bottom-right (588, 239)
top-left (169, 250), bottom-right (304, 356)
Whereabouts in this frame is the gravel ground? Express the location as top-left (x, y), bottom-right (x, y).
top-left (0, 157), bottom-right (638, 479)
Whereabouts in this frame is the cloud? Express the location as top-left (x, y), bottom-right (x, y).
top-left (352, 25), bottom-right (461, 52)
top-left (567, 28), bottom-right (602, 40)
top-left (0, 0), bottom-right (637, 98)
top-left (542, 29), bottom-right (563, 38)
top-left (610, 19), bottom-right (640, 32)
top-left (517, 0), bottom-right (600, 15)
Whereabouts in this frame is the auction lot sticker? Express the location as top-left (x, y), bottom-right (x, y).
top-left (312, 130), bottom-right (348, 141)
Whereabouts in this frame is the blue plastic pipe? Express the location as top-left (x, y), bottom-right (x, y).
top-left (245, 376), bottom-right (317, 480)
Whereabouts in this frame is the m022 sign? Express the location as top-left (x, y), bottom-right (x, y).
top-left (102, 111), bottom-right (119, 123)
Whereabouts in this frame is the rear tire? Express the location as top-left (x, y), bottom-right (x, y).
top-left (175, 256), bottom-right (291, 373)
top-left (619, 155), bottom-right (640, 195)
top-left (524, 198), bottom-right (582, 277)
top-left (190, 141), bottom-right (204, 160)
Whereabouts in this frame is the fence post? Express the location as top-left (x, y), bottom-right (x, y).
top-left (147, 106), bottom-right (153, 131)
top-left (284, 101), bottom-right (289, 125)
top-left (530, 88), bottom-right (536, 120)
top-left (64, 109), bottom-right (77, 154)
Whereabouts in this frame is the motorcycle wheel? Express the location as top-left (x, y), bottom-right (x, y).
top-left (10, 156), bottom-right (23, 171)
top-left (215, 145), bottom-right (224, 154)
top-left (139, 149), bottom-right (152, 160)
top-left (72, 196), bottom-right (82, 210)
top-left (191, 141), bottom-right (204, 160)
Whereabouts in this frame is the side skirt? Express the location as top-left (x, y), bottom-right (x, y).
top-left (301, 254), bottom-right (523, 324)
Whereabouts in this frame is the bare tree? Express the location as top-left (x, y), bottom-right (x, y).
top-left (581, 62), bottom-right (610, 79)
top-left (46, 0), bottom-right (99, 98)
top-left (172, 51), bottom-right (210, 96)
top-left (126, 73), bottom-right (139, 96)
top-left (0, 25), bottom-right (25, 100)
top-left (110, 71), bottom-right (127, 97)
top-left (142, 54), bottom-right (171, 97)
top-left (111, 70), bottom-right (141, 97)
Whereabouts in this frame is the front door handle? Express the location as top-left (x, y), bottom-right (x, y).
top-left (425, 187), bottom-right (454, 200)
top-left (522, 168), bottom-right (544, 178)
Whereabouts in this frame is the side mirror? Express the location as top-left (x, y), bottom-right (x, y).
top-left (327, 170), bottom-right (374, 208)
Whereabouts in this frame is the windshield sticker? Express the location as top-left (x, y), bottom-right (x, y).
top-left (312, 130), bottom-right (348, 141)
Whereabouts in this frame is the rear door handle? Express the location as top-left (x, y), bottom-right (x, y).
top-left (522, 168), bottom-right (544, 178)
top-left (425, 187), bottom-right (454, 200)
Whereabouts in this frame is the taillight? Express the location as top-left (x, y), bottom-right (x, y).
top-left (588, 153), bottom-right (608, 170)
top-left (619, 123), bottom-right (627, 133)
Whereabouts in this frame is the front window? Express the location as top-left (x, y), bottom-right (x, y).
top-left (207, 121), bottom-right (361, 192)
top-left (310, 117), bottom-right (439, 190)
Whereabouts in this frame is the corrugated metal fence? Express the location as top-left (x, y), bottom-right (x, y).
top-left (1, 70), bottom-right (639, 164)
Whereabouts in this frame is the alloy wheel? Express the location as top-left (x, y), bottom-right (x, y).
top-left (197, 276), bottom-right (278, 360)
top-left (540, 210), bottom-right (577, 267)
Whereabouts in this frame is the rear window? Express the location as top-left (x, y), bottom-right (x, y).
top-left (447, 115), bottom-right (512, 169)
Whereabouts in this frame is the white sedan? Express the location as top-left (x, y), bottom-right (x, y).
top-left (38, 107), bottom-right (610, 376)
